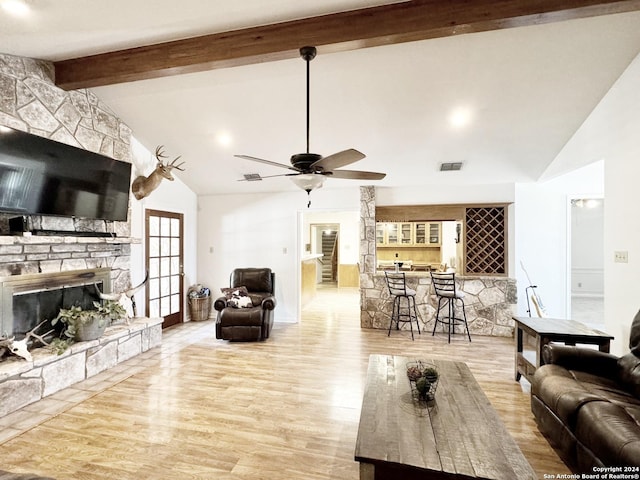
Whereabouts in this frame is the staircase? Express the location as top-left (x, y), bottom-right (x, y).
top-left (321, 231), bottom-right (337, 283)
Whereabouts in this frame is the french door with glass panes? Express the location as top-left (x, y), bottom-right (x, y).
top-left (145, 209), bottom-right (184, 328)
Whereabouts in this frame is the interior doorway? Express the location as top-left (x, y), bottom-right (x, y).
top-left (299, 210), bottom-right (360, 317)
top-left (145, 209), bottom-right (184, 329)
top-left (569, 197), bottom-right (604, 328)
top-left (310, 223), bottom-right (339, 285)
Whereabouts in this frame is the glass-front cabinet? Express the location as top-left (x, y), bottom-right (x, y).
top-left (414, 223), bottom-right (426, 244)
top-left (376, 221), bottom-right (441, 246)
top-left (429, 223), bottom-right (440, 245)
top-left (376, 223), bottom-right (385, 245)
top-left (400, 223), bottom-right (412, 244)
top-left (387, 223), bottom-right (398, 244)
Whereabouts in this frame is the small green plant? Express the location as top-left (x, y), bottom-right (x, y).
top-left (416, 377), bottom-right (430, 396)
top-left (52, 301), bottom-right (124, 335)
top-left (94, 300), bottom-right (126, 322)
top-left (49, 337), bottom-right (72, 355)
top-left (423, 366), bottom-right (439, 381)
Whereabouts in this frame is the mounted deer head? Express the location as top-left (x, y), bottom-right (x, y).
top-left (132, 146), bottom-right (185, 200)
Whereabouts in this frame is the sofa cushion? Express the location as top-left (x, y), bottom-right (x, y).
top-left (219, 305), bottom-right (263, 327)
top-left (533, 364), bottom-right (604, 428)
top-left (231, 268), bottom-right (273, 293)
top-left (631, 309), bottom-right (640, 351)
top-left (575, 401), bottom-right (640, 468)
top-left (618, 352), bottom-right (640, 397)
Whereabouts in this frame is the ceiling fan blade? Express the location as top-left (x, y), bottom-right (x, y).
top-left (328, 170), bottom-right (386, 180)
top-left (235, 155), bottom-right (298, 171)
top-left (310, 149), bottom-right (365, 171)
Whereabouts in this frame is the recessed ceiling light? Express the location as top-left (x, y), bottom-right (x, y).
top-left (1, 0), bottom-right (30, 17)
top-left (215, 131), bottom-right (233, 148)
top-left (449, 107), bottom-right (472, 128)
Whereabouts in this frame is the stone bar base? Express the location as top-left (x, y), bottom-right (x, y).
top-left (0, 317), bottom-right (162, 418)
top-left (361, 273), bottom-right (517, 337)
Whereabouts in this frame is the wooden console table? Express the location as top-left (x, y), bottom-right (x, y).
top-left (354, 354), bottom-right (535, 480)
top-left (513, 316), bottom-right (614, 383)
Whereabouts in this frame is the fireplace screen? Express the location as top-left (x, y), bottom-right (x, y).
top-left (0, 268), bottom-right (112, 340)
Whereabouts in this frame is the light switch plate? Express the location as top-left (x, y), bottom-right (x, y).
top-left (614, 251), bottom-right (628, 263)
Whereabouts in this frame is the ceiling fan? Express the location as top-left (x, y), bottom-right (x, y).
top-left (235, 46), bottom-right (386, 206)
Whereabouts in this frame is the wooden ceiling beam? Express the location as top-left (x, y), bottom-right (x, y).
top-left (54, 0), bottom-right (640, 89)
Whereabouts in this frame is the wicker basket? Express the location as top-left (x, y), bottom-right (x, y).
top-left (188, 296), bottom-right (211, 321)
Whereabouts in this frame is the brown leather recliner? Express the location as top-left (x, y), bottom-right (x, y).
top-left (214, 268), bottom-right (276, 341)
top-left (531, 311), bottom-right (640, 472)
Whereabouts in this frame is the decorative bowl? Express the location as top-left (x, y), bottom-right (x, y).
top-left (406, 361), bottom-right (439, 401)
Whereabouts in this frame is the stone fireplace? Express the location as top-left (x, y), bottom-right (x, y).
top-left (0, 53), bottom-right (164, 419)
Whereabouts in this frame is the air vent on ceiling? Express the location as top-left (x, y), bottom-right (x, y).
top-left (243, 173), bottom-right (262, 181)
top-left (440, 162), bottom-right (463, 171)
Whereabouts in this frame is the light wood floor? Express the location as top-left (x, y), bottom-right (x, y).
top-left (0, 287), bottom-right (569, 479)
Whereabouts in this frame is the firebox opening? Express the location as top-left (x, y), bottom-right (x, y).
top-left (0, 268), bottom-right (112, 343)
top-left (13, 282), bottom-right (104, 342)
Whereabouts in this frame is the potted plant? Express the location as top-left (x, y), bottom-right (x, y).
top-left (52, 301), bottom-right (125, 342)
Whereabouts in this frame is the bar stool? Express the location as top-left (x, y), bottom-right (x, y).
top-left (384, 271), bottom-right (420, 340)
top-left (430, 271), bottom-right (471, 343)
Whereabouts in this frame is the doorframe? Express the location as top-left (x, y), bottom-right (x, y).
top-left (565, 194), bottom-right (604, 320)
top-left (144, 208), bottom-right (185, 328)
top-left (310, 223), bottom-right (340, 284)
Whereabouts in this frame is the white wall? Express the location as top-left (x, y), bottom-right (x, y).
top-left (197, 186), bottom-right (360, 323)
top-left (375, 183), bottom-right (515, 205)
top-left (514, 184), bottom-right (569, 318)
top-left (440, 221), bottom-right (459, 270)
top-left (545, 52), bottom-right (640, 355)
top-left (303, 210), bottom-right (360, 264)
top-left (514, 161), bottom-right (604, 319)
top-left (129, 138), bottom-right (199, 319)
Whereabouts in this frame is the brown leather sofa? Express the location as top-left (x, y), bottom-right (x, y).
top-left (214, 268), bottom-right (276, 341)
top-left (531, 312), bottom-right (640, 472)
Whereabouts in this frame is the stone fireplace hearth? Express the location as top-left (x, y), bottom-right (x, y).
top-left (0, 316), bottom-right (162, 418)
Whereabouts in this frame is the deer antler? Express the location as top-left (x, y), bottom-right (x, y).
top-left (167, 155), bottom-right (185, 171)
top-left (94, 272), bottom-right (148, 301)
top-left (94, 272), bottom-right (149, 321)
top-left (1, 320), bottom-right (52, 362)
top-left (155, 145), bottom-right (168, 161)
top-left (24, 319), bottom-right (53, 347)
top-left (155, 145), bottom-right (185, 171)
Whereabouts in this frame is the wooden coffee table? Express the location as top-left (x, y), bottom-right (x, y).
top-left (354, 354), bottom-right (536, 480)
top-left (513, 316), bottom-right (614, 383)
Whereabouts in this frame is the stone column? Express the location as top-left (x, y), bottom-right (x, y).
top-left (360, 186), bottom-right (376, 327)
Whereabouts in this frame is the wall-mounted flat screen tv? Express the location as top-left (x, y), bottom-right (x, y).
top-left (0, 126), bottom-right (132, 221)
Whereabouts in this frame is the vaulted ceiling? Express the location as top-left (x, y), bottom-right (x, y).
top-left (2, 0), bottom-right (640, 195)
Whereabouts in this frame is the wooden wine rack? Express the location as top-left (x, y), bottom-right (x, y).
top-left (465, 207), bottom-right (506, 275)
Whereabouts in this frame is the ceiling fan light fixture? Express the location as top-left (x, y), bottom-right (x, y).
top-left (290, 174), bottom-right (325, 192)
